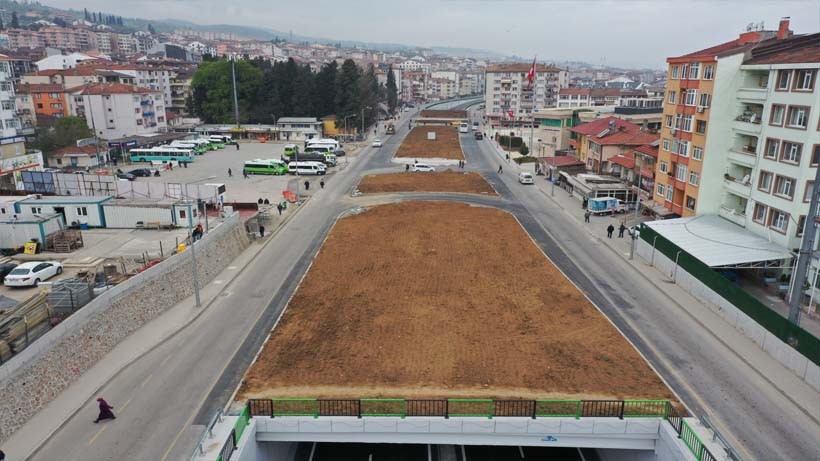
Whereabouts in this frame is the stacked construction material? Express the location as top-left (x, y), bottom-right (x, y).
top-left (0, 291), bottom-right (50, 363)
top-left (47, 277), bottom-right (93, 315)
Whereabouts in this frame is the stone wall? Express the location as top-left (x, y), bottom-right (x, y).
top-left (0, 213), bottom-right (250, 443)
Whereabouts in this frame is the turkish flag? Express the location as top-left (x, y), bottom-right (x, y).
top-left (526, 57), bottom-right (537, 89)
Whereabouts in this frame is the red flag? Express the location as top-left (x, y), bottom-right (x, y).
top-left (507, 109), bottom-right (515, 119)
top-left (526, 56), bottom-right (537, 89)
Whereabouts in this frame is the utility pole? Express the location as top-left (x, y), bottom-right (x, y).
top-left (186, 203), bottom-right (201, 307)
top-left (231, 57), bottom-right (239, 127)
top-left (788, 164), bottom-right (820, 333)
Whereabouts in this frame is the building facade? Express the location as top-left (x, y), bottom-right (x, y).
top-left (75, 83), bottom-right (167, 140)
top-left (484, 63), bottom-right (568, 120)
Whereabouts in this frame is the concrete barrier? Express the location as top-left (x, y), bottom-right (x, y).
top-left (0, 213), bottom-right (250, 443)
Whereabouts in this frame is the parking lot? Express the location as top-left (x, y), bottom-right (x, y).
top-left (123, 140), bottom-right (354, 203)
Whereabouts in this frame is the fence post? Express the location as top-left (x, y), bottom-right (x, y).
top-left (650, 235), bottom-right (658, 266)
top-left (575, 401), bottom-right (581, 420)
top-left (357, 400), bottom-right (362, 419)
top-left (618, 401), bottom-right (625, 420)
top-left (672, 250), bottom-right (682, 282)
top-left (445, 399), bottom-right (449, 419)
top-left (531, 400), bottom-right (537, 419)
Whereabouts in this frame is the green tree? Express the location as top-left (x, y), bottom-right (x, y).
top-left (189, 59), bottom-right (262, 124)
top-left (518, 143), bottom-right (529, 155)
top-left (313, 61), bottom-right (337, 118)
top-left (357, 64), bottom-right (379, 130)
top-left (290, 63), bottom-right (316, 117)
top-left (84, 8), bottom-right (89, 20)
top-left (10, 12), bottom-right (19, 28)
top-left (147, 23), bottom-right (156, 34)
top-left (385, 66), bottom-right (398, 114)
top-left (32, 116), bottom-right (92, 153)
top-left (335, 59), bottom-right (361, 131)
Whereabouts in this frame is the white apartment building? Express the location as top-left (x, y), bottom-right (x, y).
top-left (484, 63), bottom-right (568, 119)
top-left (398, 59), bottom-right (430, 73)
top-left (698, 32), bottom-right (820, 254)
top-left (0, 54), bottom-right (36, 190)
top-left (75, 83), bottom-right (167, 140)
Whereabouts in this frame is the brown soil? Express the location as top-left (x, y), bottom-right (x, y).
top-left (419, 110), bottom-right (467, 119)
top-left (238, 201), bottom-right (672, 401)
top-left (396, 126), bottom-right (463, 160)
top-left (357, 171), bottom-right (496, 195)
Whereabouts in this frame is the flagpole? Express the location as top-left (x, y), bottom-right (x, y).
top-left (529, 60), bottom-right (536, 160)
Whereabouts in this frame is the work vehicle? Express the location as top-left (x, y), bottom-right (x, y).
top-left (0, 262), bottom-right (18, 283)
top-left (518, 172), bottom-right (534, 184)
top-left (129, 168), bottom-right (153, 177)
top-left (458, 123), bottom-right (469, 133)
top-left (4, 261), bottom-right (63, 287)
top-left (412, 163), bottom-right (436, 172)
top-left (472, 122), bottom-right (480, 131)
top-left (587, 197), bottom-right (628, 215)
top-left (129, 147), bottom-right (194, 164)
top-left (244, 159), bottom-right (288, 175)
top-left (386, 124), bottom-right (395, 134)
top-left (288, 161), bottom-right (326, 175)
top-left (372, 139), bottom-right (383, 147)
top-left (283, 144), bottom-right (300, 159)
top-left (474, 132), bottom-right (484, 140)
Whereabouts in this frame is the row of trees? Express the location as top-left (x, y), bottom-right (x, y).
top-left (83, 8), bottom-right (124, 26)
top-left (188, 58), bottom-right (399, 134)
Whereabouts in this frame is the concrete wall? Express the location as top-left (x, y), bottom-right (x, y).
top-left (637, 238), bottom-right (820, 393)
top-left (0, 213), bottom-right (250, 443)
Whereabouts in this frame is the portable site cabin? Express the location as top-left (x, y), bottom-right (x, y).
top-left (14, 195), bottom-right (113, 228)
top-left (0, 197), bottom-right (22, 216)
top-left (0, 213), bottom-right (64, 249)
top-left (102, 199), bottom-right (198, 229)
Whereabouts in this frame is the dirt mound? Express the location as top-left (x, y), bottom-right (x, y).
top-left (357, 171), bottom-right (496, 195)
top-left (396, 126), bottom-right (463, 160)
top-left (238, 201), bottom-right (672, 401)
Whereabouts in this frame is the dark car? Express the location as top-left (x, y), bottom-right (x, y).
top-left (117, 172), bottom-right (135, 181)
top-left (0, 262), bottom-right (18, 283)
top-left (129, 168), bottom-right (153, 177)
top-left (474, 132), bottom-right (484, 140)
top-left (334, 148), bottom-right (346, 157)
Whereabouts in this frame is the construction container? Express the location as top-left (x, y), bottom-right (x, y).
top-left (102, 199), bottom-right (178, 229)
top-left (0, 213), bottom-right (64, 250)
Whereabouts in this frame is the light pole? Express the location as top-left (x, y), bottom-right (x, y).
top-left (185, 202), bottom-right (201, 307)
top-left (183, 175), bottom-right (216, 233)
top-left (361, 106), bottom-right (372, 143)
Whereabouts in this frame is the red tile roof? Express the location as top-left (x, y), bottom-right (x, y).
top-left (486, 63), bottom-right (563, 73)
top-left (634, 144), bottom-right (659, 159)
top-left (75, 83), bottom-right (158, 95)
top-left (16, 83), bottom-right (67, 93)
top-left (51, 145), bottom-right (99, 157)
top-left (610, 152), bottom-right (635, 169)
top-left (571, 116), bottom-right (658, 146)
top-left (744, 33), bottom-right (820, 64)
top-left (542, 156), bottom-right (584, 167)
top-left (669, 31), bottom-right (778, 62)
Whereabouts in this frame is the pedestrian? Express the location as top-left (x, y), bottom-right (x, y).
top-left (414, 159), bottom-right (418, 164)
top-left (582, 198), bottom-right (588, 209)
top-left (192, 223), bottom-right (204, 242)
top-left (258, 198), bottom-right (263, 204)
top-left (320, 179), bottom-right (325, 189)
top-left (304, 180), bottom-right (310, 191)
top-left (584, 211), bottom-right (591, 223)
top-left (607, 224), bottom-right (615, 239)
top-left (0, 449), bottom-right (5, 460)
top-left (276, 203), bottom-right (283, 215)
top-left (93, 397), bottom-right (116, 423)
top-left (169, 162), bottom-right (173, 171)
top-left (243, 170), bottom-right (249, 179)
top-left (228, 168), bottom-right (232, 178)
top-left (259, 225), bottom-right (265, 238)
top-left (263, 198), bottom-right (270, 205)
top-left (498, 165), bottom-right (503, 174)
top-left (618, 223), bottom-right (626, 238)
top-left (235, 143), bottom-right (240, 151)
top-left (405, 164), bottom-right (410, 172)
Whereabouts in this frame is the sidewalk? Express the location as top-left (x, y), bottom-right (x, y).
top-left (489, 144), bottom-right (820, 422)
top-left (1, 203), bottom-right (307, 460)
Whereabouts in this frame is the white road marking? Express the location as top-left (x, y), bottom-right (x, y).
top-left (88, 426), bottom-right (107, 445)
top-left (140, 373), bottom-right (154, 388)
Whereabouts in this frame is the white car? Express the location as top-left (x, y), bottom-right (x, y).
top-left (372, 139), bottom-right (383, 147)
top-left (4, 261), bottom-right (63, 287)
top-left (412, 163), bottom-right (436, 172)
top-left (518, 172), bottom-right (534, 184)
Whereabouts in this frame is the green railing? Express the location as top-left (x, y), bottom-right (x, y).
top-left (234, 404), bottom-right (250, 442)
top-left (680, 419), bottom-right (706, 460)
top-left (640, 224), bottom-right (820, 367)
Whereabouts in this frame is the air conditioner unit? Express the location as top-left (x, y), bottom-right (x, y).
top-left (670, 128), bottom-right (676, 135)
top-left (697, 106), bottom-right (705, 113)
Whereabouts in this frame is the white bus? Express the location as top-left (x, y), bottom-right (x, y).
top-left (209, 134), bottom-right (233, 144)
top-left (129, 147), bottom-right (194, 163)
top-left (306, 138), bottom-right (340, 150)
top-left (288, 161), bottom-right (326, 175)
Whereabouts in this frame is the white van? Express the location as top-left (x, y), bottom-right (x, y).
top-left (458, 123), bottom-right (469, 133)
top-left (518, 172), bottom-right (534, 184)
top-left (306, 138), bottom-right (340, 150)
top-left (288, 161), bottom-right (327, 175)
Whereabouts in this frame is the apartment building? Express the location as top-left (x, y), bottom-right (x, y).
top-left (74, 83), bottom-right (166, 140)
top-left (569, 116), bottom-right (657, 174)
top-left (694, 29), bottom-right (819, 253)
top-left (15, 83), bottom-right (71, 119)
top-left (484, 63), bottom-right (568, 120)
top-left (0, 54), bottom-right (33, 189)
top-left (654, 27), bottom-right (779, 217)
top-left (557, 88), bottom-right (648, 108)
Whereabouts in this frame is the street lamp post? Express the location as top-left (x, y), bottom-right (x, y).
top-left (186, 202), bottom-right (201, 307)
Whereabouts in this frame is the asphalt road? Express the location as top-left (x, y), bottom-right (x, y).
top-left (27, 106), bottom-right (820, 460)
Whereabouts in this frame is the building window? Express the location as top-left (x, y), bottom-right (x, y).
top-left (758, 171), bottom-right (773, 192)
top-left (768, 208), bottom-right (788, 233)
top-left (76, 207), bottom-right (88, 216)
top-left (796, 215), bottom-right (807, 237)
top-left (780, 141), bottom-right (802, 164)
top-left (773, 175), bottom-right (795, 200)
top-left (703, 65), bottom-right (714, 80)
top-left (659, 161), bottom-right (668, 173)
top-left (813, 145), bottom-right (820, 166)
top-left (699, 93), bottom-right (711, 108)
top-left (681, 115), bottom-right (693, 132)
top-left (793, 69), bottom-right (815, 91)
top-left (786, 106), bottom-right (809, 129)
top-left (805, 181), bottom-right (815, 202)
top-left (662, 138), bottom-right (670, 151)
top-left (667, 90), bottom-right (676, 104)
top-left (665, 185), bottom-right (673, 201)
top-left (686, 196), bottom-right (696, 210)
top-left (684, 89), bottom-right (697, 106)
top-left (696, 120), bottom-right (707, 134)
top-left (753, 203), bottom-right (768, 224)
top-left (675, 164), bottom-right (688, 181)
top-left (657, 184), bottom-right (664, 197)
top-left (136, 119), bottom-right (143, 125)
top-left (665, 115), bottom-right (673, 128)
top-left (671, 66), bottom-right (680, 79)
top-left (776, 70), bottom-right (791, 90)
top-left (770, 104), bottom-right (785, 126)
top-left (764, 138), bottom-right (780, 159)
top-left (689, 63), bottom-right (700, 80)
top-left (689, 171), bottom-right (699, 186)
top-left (1, 101), bottom-right (14, 110)
top-left (692, 146), bottom-right (703, 160)
top-left (135, 108), bottom-right (141, 113)
top-left (681, 64), bottom-right (689, 80)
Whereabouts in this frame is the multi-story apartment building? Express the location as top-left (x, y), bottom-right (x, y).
top-left (15, 83), bottom-right (72, 119)
top-left (557, 88), bottom-right (648, 108)
top-left (695, 28), bottom-right (819, 253)
top-left (484, 63), bottom-right (568, 120)
top-left (654, 26), bottom-right (780, 217)
top-left (168, 68), bottom-right (194, 116)
top-left (429, 78), bottom-right (457, 100)
top-left (0, 54), bottom-right (36, 190)
top-left (74, 83), bottom-right (166, 140)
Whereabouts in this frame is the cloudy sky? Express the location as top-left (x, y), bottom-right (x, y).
top-left (44, 0), bottom-right (819, 68)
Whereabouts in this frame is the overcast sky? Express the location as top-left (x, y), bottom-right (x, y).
top-left (43, 0), bottom-right (819, 68)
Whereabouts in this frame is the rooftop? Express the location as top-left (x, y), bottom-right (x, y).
top-left (16, 83), bottom-right (67, 94)
top-left (75, 83), bottom-right (159, 96)
top-left (50, 145), bottom-right (100, 157)
top-left (17, 195), bottom-right (112, 204)
top-left (570, 116), bottom-right (658, 146)
top-left (744, 32), bottom-right (820, 65)
top-left (486, 62), bottom-right (564, 73)
top-left (540, 156), bottom-right (585, 167)
top-left (634, 144), bottom-right (659, 159)
top-left (276, 117), bottom-right (320, 124)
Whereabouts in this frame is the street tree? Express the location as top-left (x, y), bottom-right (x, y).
top-left (10, 12), bottom-right (19, 28)
top-left (386, 67), bottom-right (398, 114)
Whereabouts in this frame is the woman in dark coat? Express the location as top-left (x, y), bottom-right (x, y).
top-left (94, 397), bottom-right (116, 423)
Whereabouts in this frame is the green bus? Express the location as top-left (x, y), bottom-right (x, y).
top-left (243, 159), bottom-right (288, 175)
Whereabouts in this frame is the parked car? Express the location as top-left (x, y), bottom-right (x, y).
top-left (334, 148), bottom-right (346, 157)
top-left (472, 122), bottom-right (480, 131)
top-left (412, 163), bottom-right (436, 172)
top-left (474, 132), bottom-right (484, 140)
top-left (0, 262), bottom-right (18, 283)
top-left (116, 172), bottom-right (135, 181)
top-left (4, 261), bottom-right (63, 287)
top-left (372, 139), bottom-right (383, 147)
top-left (518, 172), bottom-right (534, 184)
top-left (129, 168), bottom-right (153, 177)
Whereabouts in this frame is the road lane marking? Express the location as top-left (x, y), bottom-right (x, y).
top-left (160, 354), bottom-right (173, 367)
top-left (88, 426), bottom-right (107, 445)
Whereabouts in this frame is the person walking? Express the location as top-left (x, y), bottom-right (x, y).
top-left (304, 180), bottom-right (310, 191)
top-left (243, 170), bottom-right (249, 179)
top-left (259, 225), bottom-right (265, 238)
top-left (93, 397), bottom-right (116, 423)
top-left (607, 224), bottom-right (615, 239)
top-left (228, 168), bottom-right (232, 178)
top-left (320, 179), bottom-right (325, 189)
top-left (498, 165), bottom-right (503, 174)
top-left (276, 203), bottom-right (283, 215)
top-left (405, 164), bottom-right (410, 172)
top-left (584, 211), bottom-right (591, 223)
top-left (192, 223), bottom-right (204, 242)
top-left (235, 143), bottom-right (240, 151)
top-left (618, 223), bottom-right (626, 238)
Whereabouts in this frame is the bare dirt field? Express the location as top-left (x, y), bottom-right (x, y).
top-left (357, 171), bottom-right (496, 195)
top-left (419, 110), bottom-right (467, 119)
top-left (238, 201), bottom-right (672, 401)
top-left (396, 126), bottom-right (463, 160)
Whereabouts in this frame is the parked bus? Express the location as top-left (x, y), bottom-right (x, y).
top-left (129, 147), bottom-right (194, 163)
top-left (243, 159), bottom-right (288, 175)
top-left (288, 161), bottom-right (326, 175)
top-left (209, 134), bottom-right (234, 144)
top-left (168, 141), bottom-right (207, 155)
top-left (184, 139), bottom-right (217, 151)
top-left (306, 138), bottom-right (340, 150)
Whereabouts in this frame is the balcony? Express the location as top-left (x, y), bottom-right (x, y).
top-left (736, 87), bottom-right (767, 101)
top-left (723, 176), bottom-right (752, 198)
top-left (733, 117), bottom-right (762, 134)
top-left (142, 111), bottom-right (154, 117)
top-left (719, 206), bottom-right (748, 227)
top-left (727, 148), bottom-right (756, 167)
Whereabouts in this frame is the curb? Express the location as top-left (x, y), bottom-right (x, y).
top-left (534, 185), bottom-right (820, 427)
top-left (18, 201), bottom-right (311, 461)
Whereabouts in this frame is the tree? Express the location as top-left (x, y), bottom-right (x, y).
top-left (84, 8), bottom-right (89, 21)
top-left (147, 23), bottom-right (155, 34)
top-left (10, 12), bottom-right (19, 28)
top-left (313, 61), bottom-right (337, 118)
top-left (518, 143), bottom-right (529, 155)
top-left (0, 18), bottom-right (5, 30)
top-left (386, 66), bottom-right (398, 114)
top-left (189, 59), bottom-right (262, 124)
top-left (334, 59), bottom-right (361, 131)
top-left (32, 116), bottom-right (92, 153)
top-left (357, 64), bottom-right (379, 129)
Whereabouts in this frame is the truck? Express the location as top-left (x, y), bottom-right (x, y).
top-left (587, 197), bottom-right (628, 215)
top-left (386, 124), bottom-right (395, 134)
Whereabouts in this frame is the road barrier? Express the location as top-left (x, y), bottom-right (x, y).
top-left (213, 399), bottom-right (719, 461)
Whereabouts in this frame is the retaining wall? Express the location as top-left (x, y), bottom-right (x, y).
top-left (0, 213), bottom-right (250, 443)
top-left (637, 238), bottom-right (820, 393)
